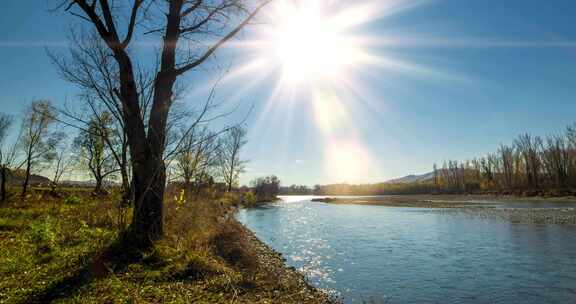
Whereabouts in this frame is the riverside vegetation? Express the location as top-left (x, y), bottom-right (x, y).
top-left (290, 122), bottom-right (576, 198)
top-left (0, 187), bottom-right (335, 303)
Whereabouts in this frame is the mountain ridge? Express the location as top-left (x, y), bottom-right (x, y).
top-left (385, 171), bottom-right (435, 184)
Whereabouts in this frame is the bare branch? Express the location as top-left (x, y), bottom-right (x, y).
top-left (175, 0), bottom-right (272, 75)
top-left (121, 0), bottom-right (143, 48)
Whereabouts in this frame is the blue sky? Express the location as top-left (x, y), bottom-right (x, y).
top-left (1, 0), bottom-right (576, 186)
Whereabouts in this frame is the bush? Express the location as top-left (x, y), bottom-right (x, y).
top-left (220, 192), bottom-right (241, 206)
top-left (28, 217), bottom-right (57, 254)
top-left (209, 221), bottom-right (257, 275)
top-left (64, 195), bottom-right (83, 205)
top-left (242, 191), bottom-right (258, 207)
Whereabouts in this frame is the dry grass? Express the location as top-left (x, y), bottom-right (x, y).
top-left (0, 187), bottom-right (335, 304)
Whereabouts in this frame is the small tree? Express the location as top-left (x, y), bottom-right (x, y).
top-left (50, 33), bottom-right (142, 203)
top-left (219, 126), bottom-right (247, 192)
top-left (251, 175), bottom-right (280, 201)
top-left (18, 101), bottom-right (59, 197)
top-left (74, 113), bottom-right (118, 194)
top-left (50, 132), bottom-right (74, 193)
top-left (173, 127), bottom-right (220, 190)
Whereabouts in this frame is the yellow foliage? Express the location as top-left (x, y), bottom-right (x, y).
top-left (174, 189), bottom-right (186, 206)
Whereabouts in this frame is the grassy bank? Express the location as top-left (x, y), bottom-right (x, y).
top-left (0, 189), bottom-right (335, 303)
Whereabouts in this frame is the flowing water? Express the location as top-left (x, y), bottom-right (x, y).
top-left (236, 196), bottom-right (576, 303)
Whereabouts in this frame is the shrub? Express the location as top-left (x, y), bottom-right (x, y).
top-left (64, 195), bottom-right (83, 205)
top-left (209, 221), bottom-right (258, 277)
top-left (28, 217), bottom-right (57, 254)
top-left (242, 191), bottom-right (258, 207)
top-left (174, 189), bottom-right (186, 206)
top-left (220, 192), bottom-right (241, 206)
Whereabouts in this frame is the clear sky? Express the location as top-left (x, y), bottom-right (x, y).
top-left (1, 0), bottom-right (576, 186)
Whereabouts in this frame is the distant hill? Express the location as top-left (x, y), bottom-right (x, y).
top-left (0, 171), bottom-right (118, 189)
top-left (1, 169), bottom-right (52, 186)
top-left (385, 172), bottom-right (435, 184)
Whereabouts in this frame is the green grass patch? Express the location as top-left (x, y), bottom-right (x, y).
top-left (0, 189), bottom-right (334, 304)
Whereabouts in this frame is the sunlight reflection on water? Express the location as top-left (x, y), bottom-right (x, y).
top-left (236, 196), bottom-right (576, 303)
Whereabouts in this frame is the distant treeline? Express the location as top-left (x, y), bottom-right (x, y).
top-left (280, 182), bottom-right (435, 196)
top-left (284, 122), bottom-right (576, 197)
top-left (433, 123), bottom-right (576, 195)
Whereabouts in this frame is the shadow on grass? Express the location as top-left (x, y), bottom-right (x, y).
top-left (23, 235), bottom-right (145, 304)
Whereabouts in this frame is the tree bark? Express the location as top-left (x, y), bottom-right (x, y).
top-left (125, 2), bottom-right (182, 247)
top-left (21, 159), bottom-right (31, 197)
top-left (130, 157), bottom-right (165, 247)
top-left (94, 178), bottom-right (103, 195)
top-left (120, 167), bottom-right (131, 205)
top-left (1, 167), bottom-right (7, 202)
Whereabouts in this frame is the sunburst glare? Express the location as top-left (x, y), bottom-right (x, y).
top-left (222, 0), bottom-right (434, 183)
top-left (270, 1), bottom-right (370, 84)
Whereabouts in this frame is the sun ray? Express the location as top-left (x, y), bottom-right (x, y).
top-left (235, 0), bottom-right (465, 183)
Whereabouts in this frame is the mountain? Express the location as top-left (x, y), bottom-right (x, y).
top-left (385, 172), bottom-right (435, 184)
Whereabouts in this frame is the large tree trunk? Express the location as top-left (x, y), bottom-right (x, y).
top-left (130, 156), bottom-right (165, 247)
top-left (94, 178), bottom-right (103, 195)
top-left (114, 49), bottom-right (175, 248)
top-left (1, 167), bottom-right (7, 202)
top-left (111, 50), bottom-right (165, 248)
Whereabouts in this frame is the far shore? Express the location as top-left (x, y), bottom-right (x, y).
top-left (310, 194), bottom-right (576, 225)
top-left (310, 193), bottom-right (576, 208)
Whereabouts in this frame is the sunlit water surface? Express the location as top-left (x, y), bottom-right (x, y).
top-left (236, 196), bottom-right (576, 303)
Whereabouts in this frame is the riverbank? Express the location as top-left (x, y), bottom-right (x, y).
top-left (312, 194), bottom-right (576, 225)
top-left (313, 193), bottom-right (576, 207)
top-left (0, 190), bottom-right (335, 303)
top-left (240, 223), bottom-right (336, 303)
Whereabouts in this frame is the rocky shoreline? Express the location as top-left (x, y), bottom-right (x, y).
top-left (241, 226), bottom-right (338, 303)
top-left (232, 207), bottom-right (338, 303)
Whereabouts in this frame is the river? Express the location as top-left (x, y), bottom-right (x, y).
top-left (236, 196), bottom-right (576, 303)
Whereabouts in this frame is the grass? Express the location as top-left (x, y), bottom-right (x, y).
top-left (0, 188), bottom-right (334, 303)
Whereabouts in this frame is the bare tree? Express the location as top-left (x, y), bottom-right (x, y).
top-left (566, 124), bottom-right (576, 187)
top-left (50, 132), bottom-right (75, 193)
top-left (432, 123), bottom-right (576, 194)
top-left (0, 113), bottom-right (17, 202)
top-left (515, 134), bottom-right (543, 189)
top-left (57, 0), bottom-right (271, 246)
top-left (219, 126), bottom-right (247, 192)
top-left (432, 163), bottom-right (439, 192)
top-left (173, 126), bottom-right (220, 191)
top-left (18, 101), bottom-right (59, 197)
top-left (251, 175), bottom-right (280, 201)
top-left (49, 32), bottom-right (150, 202)
top-left (74, 112), bottom-right (118, 194)
top-left (542, 134), bottom-right (570, 188)
top-left (499, 144), bottom-right (515, 189)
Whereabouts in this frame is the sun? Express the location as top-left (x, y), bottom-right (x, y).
top-left (219, 0), bottom-right (439, 183)
top-left (270, 2), bottom-right (367, 84)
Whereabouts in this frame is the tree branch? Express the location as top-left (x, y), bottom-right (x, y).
top-left (121, 0), bottom-right (143, 49)
top-left (175, 0), bottom-right (272, 75)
